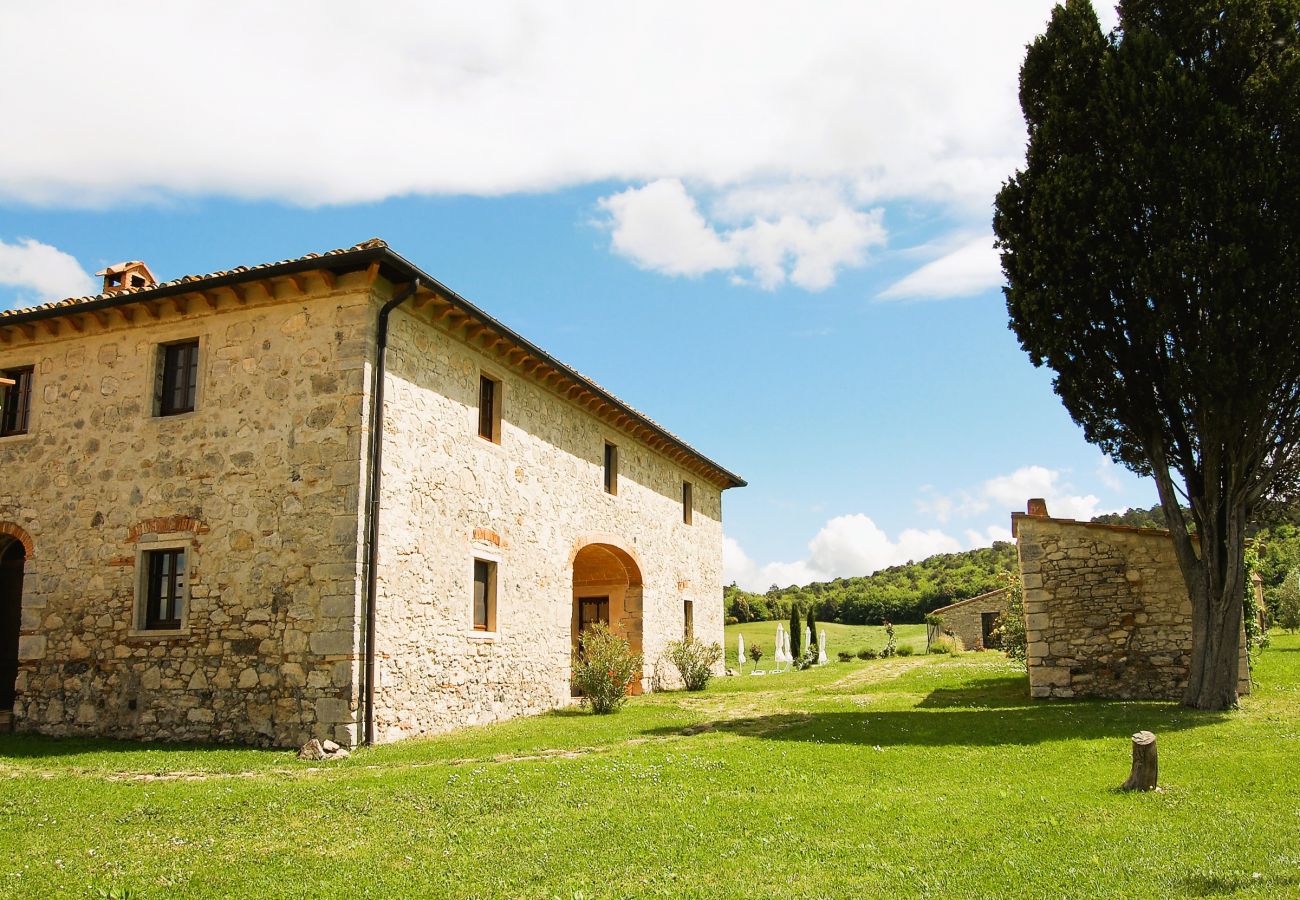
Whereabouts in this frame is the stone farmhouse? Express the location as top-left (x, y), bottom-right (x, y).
top-left (0, 239), bottom-right (744, 748)
top-left (1013, 499), bottom-right (1249, 700)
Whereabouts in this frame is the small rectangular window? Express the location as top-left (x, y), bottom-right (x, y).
top-left (603, 442), bottom-right (618, 495)
top-left (157, 340), bottom-right (199, 416)
top-left (473, 558), bottom-right (497, 631)
top-left (0, 366), bottom-right (34, 436)
top-left (478, 374), bottom-right (500, 442)
top-left (682, 481), bottom-right (693, 525)
top-left (684, 600), bottom-right (694, 641)
top-left (143, 549), bottom-right (186, 630)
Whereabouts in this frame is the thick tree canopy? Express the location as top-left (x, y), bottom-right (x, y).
top-left (994, 0), bottom-right (1300, 709)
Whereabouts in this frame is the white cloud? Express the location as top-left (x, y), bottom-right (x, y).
top-left (725, 514), bottom-right (962, 591)
top-left (878, 234), bottom-right (1003, 301)
top-left (597, 179), bottom-right (885, 290)
top-left (0, 3), bottom-right (1083, 210)
top-left (1095, 454), bottom-right (1126, 492)
top-left (923, 465), bottom-right (1106, 529)
top-left (0, 238), bottom-right (95, 306)
top-left (598, 180), bottom-right (735, 277)
top-left (963, 525), bottom-right (1015, 547)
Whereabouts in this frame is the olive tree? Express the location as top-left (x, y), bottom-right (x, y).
top-left (994, 0), bottom-right (1300, 709)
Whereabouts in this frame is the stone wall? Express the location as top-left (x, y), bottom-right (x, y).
top-left (930, 589), bottom-right (1008, 650)
top-left (368, 306), bottom-right (726, 742)
top-left (1, 279), bottom-right (376, 746)
top-left (1014, 506), bottom-right (1250, 700)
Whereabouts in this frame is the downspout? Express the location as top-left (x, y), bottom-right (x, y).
top-left (362, 278), bottom-right (420, 746)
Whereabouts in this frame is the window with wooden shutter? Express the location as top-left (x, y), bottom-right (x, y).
top-left (478, 374), bottom-right (500, 442)
top-left (473, 558), bottom-right (496, 631)
top-left (143, 549), bottom-right (186, 630)
top-left (157, 340), bottom-right (199, 416)
top-left (0, 367), bottom-right (34, 436)
top-left (603, 442), bottom-right (618, 495)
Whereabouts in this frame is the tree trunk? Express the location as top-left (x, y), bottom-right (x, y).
top-left (1148, 445), bottom-right (1244, 712)
top-left (1181, 502), bottom-right (1246, 711)
top-left (1120, 730), bottom-right (1158, 791)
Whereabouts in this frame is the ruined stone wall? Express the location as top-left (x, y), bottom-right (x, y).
top-left (1015, 514), bottom-right (1250, 700)
top-left (369, 307), bottom-right (726, 741)
top-left (1, 282), bottom-right (376, 746)
top-left (931, 589), bottom-right (1008, 650)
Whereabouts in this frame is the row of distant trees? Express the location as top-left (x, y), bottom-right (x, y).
top-left (724, 543), bottom-right (1016, 626)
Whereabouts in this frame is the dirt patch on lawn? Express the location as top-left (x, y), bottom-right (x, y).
top-left (826, 657), bottom-right (933, 690)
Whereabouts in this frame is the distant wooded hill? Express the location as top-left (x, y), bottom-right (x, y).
top-left (725, 543), bottom-right (1017, 626)
top-left (727, 503), bottom-right (1300, 626)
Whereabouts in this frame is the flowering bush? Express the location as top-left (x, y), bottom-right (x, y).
top-left (665, 638), bottom-right (724, 691)
top-left (572, 624), bottom-right (642, 714)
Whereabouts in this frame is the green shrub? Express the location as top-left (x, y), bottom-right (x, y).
top-left (1276, 567), bottom-right (1300, 632)
top-left (837, 650), bottom-right (853, 662)
top-left (856, 647), bottom-right (878, 660)
top-left (572, 624), bottom-right (642, 714)
top-left (749, 644), bottom-right (764, 664)
top-left (929, 634), bottom-right (965, 655)
top-left (665, 638), bottom-right (724, 691)
top-left (991, 571), bottom-right (1026, 666)
top-left (724, 616), bottom-right (739, 626)
top-left (896, 644), bottom-right (915, 657)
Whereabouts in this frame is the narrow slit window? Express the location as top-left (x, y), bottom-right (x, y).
top-left (682, 481), bottom-right (693, 525)
top-left (603, 442), bottom-right (618, 495)
top-left (478, 374), bottom-right (500, 442)
top-left (157, 340), bottom-right (200, 416)
top-left (473, 558), bottom-right (497, 631)
top-left (143, 549), bottom-right (186, 630)
top-left (0, 366), bottom-right (34, 436)
top-left (684, 600), bottom-right (694, 641)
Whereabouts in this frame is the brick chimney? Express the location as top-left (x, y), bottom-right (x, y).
top-left (95, 261), bottom-right (157, 295)
top-left (1027, 498), bottom-right (1050, 518)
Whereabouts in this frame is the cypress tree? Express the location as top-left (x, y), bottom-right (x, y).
top-left (994, 0), bottom-right (1300, 709)
top-left (807, 606), bottom-right (819, 659)
top-left (789, 603), bottom-right (802, 661)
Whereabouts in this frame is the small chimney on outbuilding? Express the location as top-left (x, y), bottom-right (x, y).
top-left (96, 261), bottom-right (157, 295)
top-left (1027, 498), bottom-right (1050, 518)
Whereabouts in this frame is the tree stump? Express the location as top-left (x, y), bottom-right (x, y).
top-left (1120, 730), bottom-right (1158, 791)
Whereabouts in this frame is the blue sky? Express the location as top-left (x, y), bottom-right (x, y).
top-left (0, 1), bottom-right (1151, 588)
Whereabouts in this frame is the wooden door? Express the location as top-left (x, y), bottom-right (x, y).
top-left (981, 611), bottom-right (1000, 649)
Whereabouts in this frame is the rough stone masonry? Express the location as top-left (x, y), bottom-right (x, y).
top-left (1013, 499), bottom-right (1249, 700)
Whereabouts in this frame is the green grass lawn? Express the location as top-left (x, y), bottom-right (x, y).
top-left (723, 620), bottom-right (927, 667)
top-left (3, 635), bottom-right (1298, 898)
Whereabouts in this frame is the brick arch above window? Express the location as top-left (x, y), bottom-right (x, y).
top-left (0, 521), bottom-right (34, 558)
top-left (126, 516), bottom-right (211, 543)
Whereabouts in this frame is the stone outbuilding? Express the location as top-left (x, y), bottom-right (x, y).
top-left (0, 239), bottom-right (745, 747)
top-left (1013, 499), bottom-right (1249, 700)
top-left (929, 588), bottom-right (1009, 650)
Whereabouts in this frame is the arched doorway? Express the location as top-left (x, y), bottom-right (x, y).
top-left (0, 536), bottom-right (25, 713)
top-left (571, 542), bottom-right (644, 695)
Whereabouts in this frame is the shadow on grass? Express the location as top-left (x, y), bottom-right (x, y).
top-left (1180, 872), bottom-right (1300, 896)
top-left (638, 671), bottom-right (1229, 747)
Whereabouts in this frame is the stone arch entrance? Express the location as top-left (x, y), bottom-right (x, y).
top-left (0, 530), bottom-right (28, 713)
top-left (571, 541), bottom-right (644, 695)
